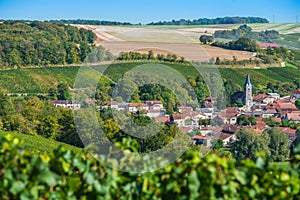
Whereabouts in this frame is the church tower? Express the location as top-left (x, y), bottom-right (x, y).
top-left (243, 74), bottom-right (253, 108)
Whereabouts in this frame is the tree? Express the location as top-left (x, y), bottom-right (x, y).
top-left (215, 57), bottom-right (221, 65)
top-left (237, 115), bottom-right (249, 126)
top-left (295, 99), bottom-right (300, 110)
top-left (292, 128), bottom-right (300, 154)
top-left (199, 35), bottom-right (214, 44)
top-left (57, 83), bottom-right (71, 100)
top-left (263, 128), bottom-right (290, 162)
top-left (231, 129), bottom-right (270, 162)
top-left (212, 138), bottom-right (224, 150)
top-left (148, 50), bottom-right (155, 60)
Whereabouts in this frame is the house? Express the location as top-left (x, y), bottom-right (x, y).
top-left (291, 89), bottom-right (300, 99)
top-left (218, 132), bottom-right (236, 147)
top-left (126, 103), bottom-right (148, 112)
top-left (146, 109), bottom-right (166, 118)
top-left (264, 100), bottom-right (298, 117)
top-left (285, 111), bottom-right (300, 122)
top-left (50, 100), bottom-right (81, 110)
top-left (154, 116), bottom-right (169, 123)
top-left (145, 100), bottom-right (163, 110)
top-left (171, 111), bottom-right (206, 127)
top-left (262, 108), bottom-right (278, 118)
top-left (180, 127), bottom-right (193, 134)
top-left (258, 43), bottom-right (279, 49)
top-left (219, 107), bottom-right (240, 124)
top-left (221, 125), bottom-right (242, 134)
top-left (267, 93), bottom-right (280, 99)
top-left (253, 94), bottom-right (276, 105)
top-left (195, 108), bottom-right (213, 118)
top-left (205, 97), bottom-right (217, 104)
top-left (192, 135), bottom-right (212, 147)
top-left (105, 101), bottom-right (119, 110)
top-left (248, 120), bottom-right (268, 134)
top-left (178, 106), bottom-right (193, 113)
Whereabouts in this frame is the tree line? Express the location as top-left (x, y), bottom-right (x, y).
top-left (214, 24), bottom-right (279, 42)
top-left (117, 51), bottom-right (186, 63)
top-left (47, 19), bottom-right (133, 25)
top-left (0, 21), bottom-right (114, 68)
top-left (148, 17), bottom-right (269, 25)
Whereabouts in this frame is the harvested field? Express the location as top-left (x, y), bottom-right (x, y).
top-left (101, 41), bottom-right (255, 62)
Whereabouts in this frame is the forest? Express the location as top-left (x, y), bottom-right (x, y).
top-left (0, 21), bottom-right (112, 68)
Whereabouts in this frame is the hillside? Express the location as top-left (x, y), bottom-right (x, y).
top-left (0, 62), bottom-right (299, 94)
top-left (0, 131), bottom-right (82, 153)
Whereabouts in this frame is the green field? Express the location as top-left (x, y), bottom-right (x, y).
top-left (0, 62), bottom-right (300, 94)
top-left (0, 131), bottom-right (83, 154)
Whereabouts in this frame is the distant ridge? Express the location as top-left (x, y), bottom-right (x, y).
top-left (0, 17), bottom-right (269, 26)
top-left (147, 16), bottom-right (269, 25)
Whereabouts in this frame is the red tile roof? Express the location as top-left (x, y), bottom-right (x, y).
top-left (275, 127), bottom-right (296, 135)
top-left (219, 133), bottom-right (234, 140)
top-left (286, 111), bottom-right (300, 121)
top-left (154, 116), bottom-right (169, 123)
top-left (181, 127), bottom-right (193, 134)
top-left (128, 103), bottom-right (147, 107)
top-left (192, 135), bottom-right (208, 140)
top-left (253, 94), bottom-right (270, 101)
top-left (107, 101), bottom-right (118, 105)
top-left (259, 43), bottom-right (279, 48)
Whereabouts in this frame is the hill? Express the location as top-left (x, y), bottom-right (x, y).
top-left (0, 131), bottom-right (82, 154)
top-left (0, 62), bottom-right (299, 94)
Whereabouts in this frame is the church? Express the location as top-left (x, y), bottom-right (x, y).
top-left (243, 74), bottom-right (253, 109)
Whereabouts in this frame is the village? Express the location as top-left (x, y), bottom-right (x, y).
top-left (49, 74), bottom-right (300, 149)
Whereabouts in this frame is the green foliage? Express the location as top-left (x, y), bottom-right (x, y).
top-left (214, 24), bottom-right (279, 42)
top-left (56, 83), bottom-right (71, 100)
top-left (237, 115), bottom-right (257, 126)
top-left (0, 96), bottom-right (83, 147)
top-left (263, 128), bottom-right (290, 162)
top-left (0, 131), bottom-right (82, 154)
top-left (117, 51), bottom-right (186, 63)
top-left (199, 35), bottom-right (214, 44)
top-left (0, 21), bottom-right (97, 68)
top-left (231, 129), bottom-right (270, 162)
top-left (1, 134), bottom-right (300, 199)
top-left (295, 99), bottom-right (300, 110)
top-left (232, 128), bottom-right (290, 162)
top-left (212, 37), bottom-right (258, 52)
top-left (148, 17), bottom-right (269, 25)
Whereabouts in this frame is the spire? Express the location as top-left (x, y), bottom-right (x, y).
top-left (245, 74), bottom-right (251, 86)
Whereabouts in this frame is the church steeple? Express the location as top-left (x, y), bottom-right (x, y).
top-left (243, 74), bottom-right (253, 109)
top-left (245, 74), bottom-right (251, 86)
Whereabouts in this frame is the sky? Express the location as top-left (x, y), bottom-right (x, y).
top-left (0, 0), bottom-right (299, 24)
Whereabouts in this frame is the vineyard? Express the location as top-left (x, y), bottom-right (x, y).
top-left (0, 133), bottom-right (300, 199)
top-left (0, 62), bottom-right (299, 94)
top-left (0, 131), bottom-right (82, 154)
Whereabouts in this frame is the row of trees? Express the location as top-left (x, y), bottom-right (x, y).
top-left (148, 17), bottom-right (269, 25)
top-left (0, 21), bottom-right (101, 68)
top-left (48, 19), bottom-right (132, 25)
top-left (117, 51), bottom-right (186, 63)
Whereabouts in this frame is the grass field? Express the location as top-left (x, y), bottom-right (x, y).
top-left (0, 131), bottom-right (83, 154)
top-left (1, 62), bottom-right (299, 94)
